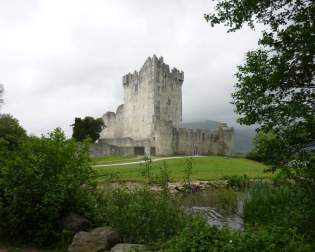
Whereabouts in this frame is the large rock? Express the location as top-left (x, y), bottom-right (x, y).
top-left (68, 227), bottom-right (120, 252)
top-left (110, 244), bottom-right (146, 252)
top-left (62, 212), bottom-right (92, 233)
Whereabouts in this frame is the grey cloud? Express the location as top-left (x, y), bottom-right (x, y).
top-left (0, 0), bottom-right (260, 136)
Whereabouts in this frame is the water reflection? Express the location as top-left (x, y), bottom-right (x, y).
top-left (178, 189), bottom-right (245, 230)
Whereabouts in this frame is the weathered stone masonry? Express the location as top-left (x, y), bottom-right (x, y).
top-left (90, 55), bottom-right (234, 156)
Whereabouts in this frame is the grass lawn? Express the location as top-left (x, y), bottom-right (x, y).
top-left (92, 155), bottom-right (143, 165)
top-left (94, 156), bottom-right (272, 182)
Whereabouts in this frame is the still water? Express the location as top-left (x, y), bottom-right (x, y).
top-left (178, 189), bottom-right (245, 230)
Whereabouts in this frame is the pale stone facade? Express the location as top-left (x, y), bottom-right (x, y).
top-left (91, 55), bottom-right (234, 156)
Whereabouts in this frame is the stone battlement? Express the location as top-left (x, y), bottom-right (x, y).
top-left (123, 55), bottom-right (184, 86)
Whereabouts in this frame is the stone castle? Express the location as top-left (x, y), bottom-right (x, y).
top-left (91, 55), bottom-right (234, 156)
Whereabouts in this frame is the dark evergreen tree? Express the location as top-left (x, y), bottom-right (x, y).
top-left (72, 116), bottom-right (105, 142)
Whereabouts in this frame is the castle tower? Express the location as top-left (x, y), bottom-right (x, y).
top-left (121, 55), bottom-right (184, 140)
top-left (94, 55), bottom-right (234, 157)
top-left (151, 56), bottom-right (184, 128)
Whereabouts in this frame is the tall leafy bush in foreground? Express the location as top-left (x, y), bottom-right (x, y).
top-left (244, 182), bottom-right (314, 239)
top-left (162, 217), bottom-right (312, 252)
top-left (98, 188), bottom-right (187, 244)
top-left (0, 124), bottom-right (97, 245)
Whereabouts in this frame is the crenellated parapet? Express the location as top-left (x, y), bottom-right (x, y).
top-left (122, 55), bottom-right (184, 87)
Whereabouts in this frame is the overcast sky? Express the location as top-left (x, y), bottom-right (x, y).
top-left (0, 0), bottom-right (261, 136)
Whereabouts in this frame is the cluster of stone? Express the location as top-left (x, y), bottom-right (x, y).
top-left (64, 213), bottom-right (146, 252)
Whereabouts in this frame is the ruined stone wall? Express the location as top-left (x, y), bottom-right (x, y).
top-left (153, 120), bottom-right (174, 156)
top-left (89, 139), bottom-right (134, 157)
top-left (173, 128), bottom-right (213, 155)
top-left (174, 127), bottom-right (234, 155)
top-left (100, 112), bottom-right (116, 138)
top-left (153, 121), bottom-right (234, 156)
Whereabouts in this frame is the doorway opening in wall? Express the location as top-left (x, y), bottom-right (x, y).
top-left (150, 147), bottom-right (156, 156)
top-left (134, 147), bottom-right (145, 155)
top-left (193, 146), bottom-right (199, 156)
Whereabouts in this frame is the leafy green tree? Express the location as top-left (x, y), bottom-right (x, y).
top-left (72, 116), bottom-right (105, 142)
top-left (246, 131), bottom-right (281, 164)
top-left (205, 0), bottom-right (315, 238)
top-left (205, 0), bottom-right (315, 175)
top-left (0, 114), bottom-right (26, 151)
top-left (0, 125), bottom-right (98, 245)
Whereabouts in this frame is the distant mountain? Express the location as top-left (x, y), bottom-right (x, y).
top-left (182, 120), bottom-right (221, 130)
top-left (182, 120), bottom-right (256, 154)
top-left (233, 127), bottom-right (256, 154)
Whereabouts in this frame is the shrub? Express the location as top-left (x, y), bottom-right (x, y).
top-left (238, 226), bottom-right (312, 252)
top-left (163, 217), bottom-right (312, 252)
top-left (98, 188), bottom-right (187, 243)
top-left (140, 156), bottom-right (154, 184)
top-left (162, 217), bottom-right (237, 251)
top-left (223, 175), bottom-right (250, 190)
top-left (183, 158), bottom-right (193, 187)
top-left (0, 127), bottom-right (98, 245)
top-left (244, 182), bottom-right (301, 227)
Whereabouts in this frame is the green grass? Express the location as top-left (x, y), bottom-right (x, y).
top-left (94, 156), bottom-right (271, 182)
top-left (91, 155), bottom-right (143, 165)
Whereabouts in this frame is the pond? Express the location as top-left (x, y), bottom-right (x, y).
top-left (177, 189), bottom-right (246, 230)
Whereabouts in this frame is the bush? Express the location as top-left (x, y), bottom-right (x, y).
top-left (239, 226), bottom-right (312, 252)
top-left (98, 188), bottom-right (187, 244)
top-left (162, 217), bottom-right (237, 251)
top-left (246, 131), bottom-right (283, 165)
top-left (0, 127), bottom-right (98, 245)
top-left (244, 182), bottom-right (301, 227)
top-left (223, 175), bottom-right (250, 190)
top-left (163, 217), bottom-right (312, 252)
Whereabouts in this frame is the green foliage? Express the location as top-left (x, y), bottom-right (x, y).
top-left (98, 188), bottom-right (187, 244)
top-left (140, 156), bottom-right (154, 184)
top-left (0, 114), bottom-right (26, 151)
top-left (244, 181), bottom-right (315, 239)
top-left (163, 217), bottom-right (312, 252)
top-left (71, 116), bottom-right (104, 142)
top-left (206, 1), bottom-right (315, 241)
top-left (223, 175), bottom-right (250, 190)
top-left (206, 0), bottom-right (315, 179)
top-left (213, 189), bottom-right (239, 212)
top-left (162, 217), bottom-right (237, 251)
top-left (246, 131), bottom-right (281, 164)
top-left (0, 126), bottom-right (98, 245)
top-left (245, 182), bottom-right (294, 226)
top-left (183, 158), bottom-right (193, 187)
top-left (157, 161), bottom-right (171, 194)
